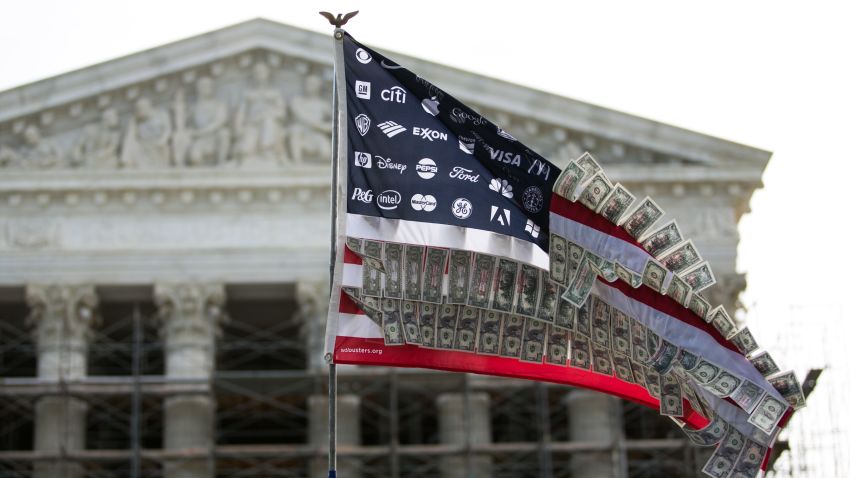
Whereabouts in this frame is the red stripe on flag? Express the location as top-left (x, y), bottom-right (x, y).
top-left (344, 245), bottom-right (363, 265)
top-left (550, 194), bottom-right (642, 247)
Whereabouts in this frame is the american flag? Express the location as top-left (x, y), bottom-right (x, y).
top-left (325, 32), bottom-right (800, 477)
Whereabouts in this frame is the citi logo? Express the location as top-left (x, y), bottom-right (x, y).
top-left (351, 188), bottom-right (373, 203)
top-left (381, 86), bottom-right (406, 103)
top-left (378, 121), bottom-right (407, 138)
top-left (416, 158), bottom-right (438, 179)
top-left (377, 190), bottom-right (401, 210)
top-left (413, 127), bottom-right (448, 142)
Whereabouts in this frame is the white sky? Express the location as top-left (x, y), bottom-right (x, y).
top-left (2, 1), bottom-right (848, 475)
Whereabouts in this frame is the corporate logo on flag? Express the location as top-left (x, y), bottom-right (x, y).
top-left (355, 114), bottom-right (371, 136)
top-left (458, 136), bottom-right (475, 154)
top-left (421, 96), bottom-right (440, 116)
top-left (355, 48), bottom-right (372, 64)
top-left (521, 186), bottom-right (544, 213)
top-left (448, 166), bottom-right (479, 183)
top-left (375, 156), bottom-right (407, 174)
top-left (412, 127), bottom-right (448, 142)
top-left (381, 86), bottom-right (406, 103)
top-left (451, 198), bottom-right (472, 219)
top-left (378, 121), bottom-right (406, 138)
top-left (489, 178), bottom-right (513, 198)
top-left (355, 81), bottom-right (371, 99)
top-left (377, 190), bottom-right (402, 210)
top-left (410, 194), bottom-right (437, 212)
top-left (416, 158), bottom-right (438, 179)
top-left (351, 187), bottom-right (373, 203)
top-left (354, 151), bottom-right (372, 168)
top-left (490, 206), bottom-right (511, 226)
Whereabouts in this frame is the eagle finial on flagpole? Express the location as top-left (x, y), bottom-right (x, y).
top-left (319, 10), bottom-right (358, 28)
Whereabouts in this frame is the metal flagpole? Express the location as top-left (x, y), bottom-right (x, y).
top-left (321, 10), bottom-right (357, 478)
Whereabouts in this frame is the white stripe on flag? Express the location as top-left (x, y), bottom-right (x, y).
top-left (338, 311), bottom-right (382, 339)
top-left (346, 213), bottom-right (549, 269)
top-left (549, 212), bottom-right (650, 273)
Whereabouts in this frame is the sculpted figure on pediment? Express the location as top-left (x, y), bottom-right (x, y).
top-left (173, 77), bottom-right (231, 167)
top-left (234, 62), bottom-right (286, 164)
top-left (289, 75), bottom-right (331, 163)
top-left (72, 108), bottom-right (120, 168)
top-left (121, 97), bottom-right (172, 168)
top-left (0, 125), bottom-right (63, 169)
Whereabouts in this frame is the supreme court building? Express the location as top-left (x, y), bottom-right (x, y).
top-left (0, 19), bottom-right (769, 478)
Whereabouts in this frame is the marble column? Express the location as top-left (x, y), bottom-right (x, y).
top-left (296, 281), bottom-right (330, 371)
top-left (567, 390), bottom-right (621, 478)
top-left (155, 282), bottom-right (225, 478)
top-left (308, 394), bottom-right (361, 478)
top-left (437, 392), bottom-right (493, 478)
top-left (26, 284), bottom-right (99, 478)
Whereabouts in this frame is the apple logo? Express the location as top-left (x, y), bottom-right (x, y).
top-left (421, 96), bottom-right (440, 116)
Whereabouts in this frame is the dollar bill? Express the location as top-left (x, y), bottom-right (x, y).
top-left (578, 172), bottom-right (614, 211)
top-left (729, 439), bottom-right (767, 477)
top-left (709, 306), bottom-right (736, 339)
top-left (380, 298), bottom-right (405, 345)
top-left (570, 332), bottom-right (591, 370)
top-left (422, 247), bottom-right (448, 304)
top-left (676, 349), bottom-right (700, 372)
top-left (665, 275), bottom-right (692, 307)
top-left (658, 240), bottom-right (702, 273)
top-left (630, 319), bottom-right (650, 364)
top-left (748, 393), bottom-right (788, 434)
top-left (599, 183), bottom-right (636, 224)
top-left (552, 159), bottom-right (587, 200)
top-left (566, 242), bottom-right (584, 284)
top-left (631, 360), bottom-right (647, 389)
top-left (707, 370), bottom-right (742, 398)
top-left (648, 335), bottom-right (678, 374)
top-left (689, 359), bottom-right (721, 385)
top-left (499, 315), bottom-right (525, 358)
top-left (640, 220), bottom-right (683, 257)
top-left (688, 293), bottom-right (711, 321)
top-left (447, 249), bottom-right (472, 304)
top-left (749, 351), bottom-right (780, 377)
top-left (516, 264), bottom-right (542, 317)
top-left (730, 379), bottom-right (767, 414)
top-left (492, 258), bottom-right (519, 312)
top-left (342, 285), bottom-right (361, 301)
top-left (590, 296), bottom-right (611, 348)
top-left (611, 308), bottom-right (631, 356)
top-left (520, 318), bottom-right (547, 362)
top-left (681, 415), bottom-right (728, 447)
top-left (403, 244), bottom-right (425, 301)
top-left (575, 298), bottom-right (592, 338)
top-left (400, 300), bottom-right (422, 345)
top-left (562, 254), bottom-right (596, 308)
top-left (360, 295), bottom-right (381, 317)
top-left (622, 197), bottom-right (664, 239)
top-left (660, 374), bottom-right (684, 417)
top-left (346, 236), bottom-right (362, 254)
top-left (575, 152), bottom-right (602, 178)
top-left (681, 261), bottom-right (716, 292)
top-left (418, 302), bottom-right (437, 348)
top-left (549, 233), bottom-right (569, 286)
top-left (702, 428), bottom-right (745, 478)
top-left (588, 256), bottom-right (617, 282)
top-left (679, 376), bottom-right (706, 417)
top-left (612, 352), bottom-right (635, 382)
top-left (468, 253), bottom-right (496, 308)
top-left (383, 242), bottom-right (404, 298)
top-left (477, 310), bottom-right (502, 355)
top-left (729, 327), bottom-right (759, 356)
top-left (554, 297), bottom-right (576, 331)
top-left (537, 274), bottom-right (559, 323)
top-left (644, 368), bottom-right (662, 398)
top-left (614, 263), bottom-right (642, 288)
top-left (768, 371), bottom-right (807, 410)
top-left (361, 240), bottom-right (384, 297)
top-left (343, 289), bottom-right (380, 326)
top-left (591, 342), bottom-right (613, 375)
top-left (436, 304), bottom-right (459, 350)
top-left (641, 258), bottom-right (668, 293)
top-left (362, 239), bottom-right (386, 272)
top-left (547, 326), bottom-right (570, 366)
top-left (454, 306), bottom-right (480, 352)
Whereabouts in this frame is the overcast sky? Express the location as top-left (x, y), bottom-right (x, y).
top-left (2, 1), bottom-right (848, 475)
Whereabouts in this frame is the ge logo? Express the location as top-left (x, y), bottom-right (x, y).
top-left (451, 198), bottom-right (473, 219)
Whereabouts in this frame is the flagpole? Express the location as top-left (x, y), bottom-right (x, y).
top-left (323, 10), bottom-right (357, 477)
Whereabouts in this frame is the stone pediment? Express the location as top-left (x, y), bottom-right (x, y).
top-left (0, 18), bottom-right (770, 177)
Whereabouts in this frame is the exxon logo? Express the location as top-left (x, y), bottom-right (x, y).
top-left (377, 190), bottom-right (401, 210)
top-left (412, 127), bottom-right (448, 142)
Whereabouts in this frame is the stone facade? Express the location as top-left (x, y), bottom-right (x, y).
top-left (0, 18), bottom-right (769, 478)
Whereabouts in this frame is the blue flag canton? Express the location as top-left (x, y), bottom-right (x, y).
top-left (343, 34), bottom-right (560, 253)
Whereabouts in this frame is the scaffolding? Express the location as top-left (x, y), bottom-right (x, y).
top-left (1, 287), bottom-right (708, 478)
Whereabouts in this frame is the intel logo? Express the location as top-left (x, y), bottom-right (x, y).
top-left (377, 190), bottom-right (401, 210)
